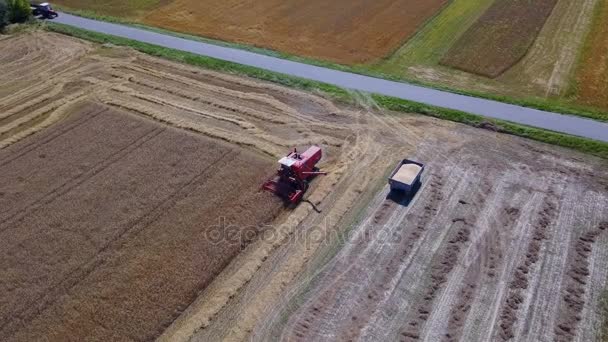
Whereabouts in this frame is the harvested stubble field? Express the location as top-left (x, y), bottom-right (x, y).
top-left (2, 32), bottom-right (608, 342)
top-left (140, 0), bottom-right (449, 64)
top-left (440, 0), bottom-right (559, 78)
top-left (262, 148), bottom-right (608, 342)
top-left (182, 129), bottom-right (608, 342)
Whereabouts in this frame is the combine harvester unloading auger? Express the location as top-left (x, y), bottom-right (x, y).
top-left (262, 146), bottom-right (327, 205)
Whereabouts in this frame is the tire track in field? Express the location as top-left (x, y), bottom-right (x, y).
top-left (281, 163), bottom-right (452, 341)
top-left (0, 85), bottom-right (64, 122)
top-left (0, 149), bottom-right (237, 340)
top-left (554, 221), bottom-right (608, 340)
top-left (355, 165), bottom-right (473, 342)
top-left (430, 175), bottom-right (526, 342)
top-left (458, 174), bottom-right (539, 339)
top-left (463, 186), bottom-right (548, 342)
top-left (124, 76), bottom-right (291, 125)
top-left (132, 56), bottom-right (344, 117)
top-left (100, 94), bottom-right (282, 158)
top-left (0, 127), bottom-right (163, 233)
top-left (0, 106), bottom-right (106, 167)
top-left (0, 81), bottom-right (62, 113)
top-left (111, 65), bottom-right (308, 125)
top-left (0, 90), bottom-right (89, 140)
top-left (110, 65), bottom-right (333, 143)
top-left (107, 72), bottom-right (350, 151)
top-left (496, 183), bottom-right (560, 341)
top-left (398, 177), bottom-right (493, 341)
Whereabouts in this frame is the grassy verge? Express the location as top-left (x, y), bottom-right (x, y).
top-left (53, 6), bottom-right (608, 122)
top-left (46, 22), bottom-right (608, 159)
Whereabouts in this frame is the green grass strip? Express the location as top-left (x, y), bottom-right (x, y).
top-left (46, 22), bottom-right (608, 159)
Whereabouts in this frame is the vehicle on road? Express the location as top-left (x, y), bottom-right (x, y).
top-left (31, 2), bottom-right (58, 19)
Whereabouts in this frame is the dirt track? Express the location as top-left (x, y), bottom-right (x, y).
top-left (1, 32), bottom-right (608, 342)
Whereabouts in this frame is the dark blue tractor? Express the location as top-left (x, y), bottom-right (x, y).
top-left (30, 2), bottom-right (59, 19)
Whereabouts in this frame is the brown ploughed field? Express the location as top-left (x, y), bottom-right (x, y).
top-left (441, 0), bottom-right (559, 78)
top-left (143, 0), bottom-right (449, 64)
top-left (1, 32), bottom-right (608, 342)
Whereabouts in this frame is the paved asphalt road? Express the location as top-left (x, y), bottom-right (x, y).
top-left (55, 13), bottom-right (608, 143)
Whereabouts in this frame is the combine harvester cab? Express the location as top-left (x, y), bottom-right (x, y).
top-left (388, 159), bottom-right (424, 202)
top-left (262, 146), bottom-right (326, 205)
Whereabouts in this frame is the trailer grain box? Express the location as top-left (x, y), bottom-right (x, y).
top-left (388, 159), bottom-right (424, 194)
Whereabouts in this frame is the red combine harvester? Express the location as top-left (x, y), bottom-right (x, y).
top-left (262, 146), bottom-right (327, 204)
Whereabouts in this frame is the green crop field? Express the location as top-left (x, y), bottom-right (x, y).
top-left (371, 0), bottom-right (494, 70)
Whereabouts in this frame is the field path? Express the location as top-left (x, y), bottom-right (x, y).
top-left (53, 13), bottom-right (608, 142)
